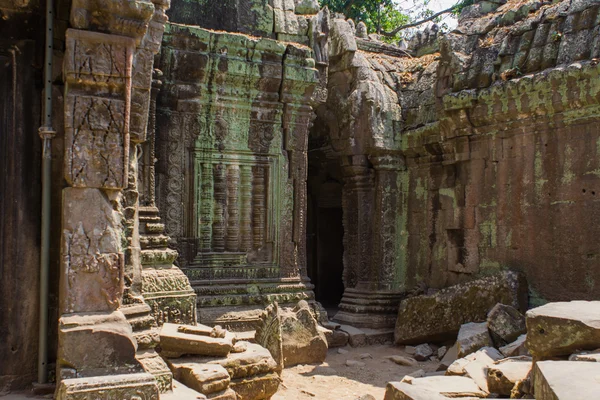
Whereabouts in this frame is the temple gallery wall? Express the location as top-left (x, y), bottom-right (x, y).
top-left (1, 0), bottom-right (600, 397)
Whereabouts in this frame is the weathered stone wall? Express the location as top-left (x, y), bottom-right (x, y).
top-left (312, 0), bottom-right (600, 316)
top-left (404, 0), bottom-right (600, 304)
top-left (156, 22), bottom-right (321, 329)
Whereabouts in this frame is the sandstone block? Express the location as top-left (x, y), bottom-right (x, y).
top-left (323, 327), bottom-right (349, 348)
top-left (339, 324), bottom-right (367, 347)
top-left (499, 334), bottom-right (529, 357)
top-left (400, 375), bottom-right (487, 398)
top-left (395, 271), bottom-right (527, 344)
top-left (384, 382), bottom-right (448, 400)
top-left (437, 342), bottom-right (458, 371)
top-left (457, 322), bottom-right (492, 358)
top-left (446, 347), bottom-right (502, 376)
top-left (160, 323), bottom-right (235, 358)
top-left (532, 360), bottom-right (600, 399)
top-left (414, 344), bottom-right (433, 361)
top-left (487, 303), bottom-right (526, 346)
top-left (56, 373), bottom-right (158, 400)
top-left (487, 358), bottom-right (532, 396)
top-left (526, 301), bottom-right (600, 358)
top-left (280, 301), bottom-right (328, 366)
top-left (58, 311), bottom-right (142, 377)
top-left (174, 343), bottom-right (280, 400)
top-left (167, 360), bottom-right (230, 396)
top-left (569, 350), bottom-right (600, 361)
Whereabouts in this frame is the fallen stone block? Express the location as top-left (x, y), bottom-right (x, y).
top-left (569, 349), bottom-right (600, 362)
top-left (323, 327), bottom-right (349, 348)
top-left (526, 301), bottom-right (600, 358)
top-left (161, 379), bottom-right (209, 400)
top-left (56, 373), bottom-right (158, 400)
top-left (462, 348), bottom-right (505, 394)
top-left (532, 360), bottom-right (600, 399)
top-left (446, 347), bottom-right (502, 376)
top-left (437, 342), bottom-right (458, 372)
top-left (58, 311), bottom-right (143, 378)
top-left (414, 344), bottom-right (433, 361)
top-left (160, 323), bottom-right (235, 358)
top-left (166, 360), bottom-right (230, 396)
top-left (339, 324), bottom-right (367, 347)
top-left (255, 303), bottom-right (283, 373)
top-left (400, 375), bottom-right (487, 398)
top-left (499, 334), bottom-right (529, 357)
top-left (457, 322), bottom-right (492, 358)
top-left (487, 358), bottom-right (532, 396)
top-left (183, 342), bottom-right (280, 400)
top-left (384, 382), bottom-right (448, 400)
top-left (395, 271), bottom-right (527, 344)
top-left (280, 300), bottom-right (328, 367)
top-left (487, 303), bottom-right (526, 346)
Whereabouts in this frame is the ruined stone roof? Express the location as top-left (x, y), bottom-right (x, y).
top-left (442, 0), bottom-right (600, 91)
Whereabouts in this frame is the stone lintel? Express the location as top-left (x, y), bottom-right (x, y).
top-left (56, 372), bottom-right (158, 400)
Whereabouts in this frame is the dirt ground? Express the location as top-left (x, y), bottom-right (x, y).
top-left (272, 344), bottom-right (438, 400)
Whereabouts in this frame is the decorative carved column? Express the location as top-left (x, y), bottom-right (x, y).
top-left (56, 0), bottom-right (172, 396)
top-left (333, 154), bottom-right (406, 329)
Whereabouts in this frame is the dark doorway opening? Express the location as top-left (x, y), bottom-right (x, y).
top-left (307, 180), bottom-right (345, 311)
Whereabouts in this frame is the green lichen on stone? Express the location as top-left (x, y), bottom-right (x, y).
top-left (479, 211), bottom-right (497, 248)
top-left (561, 144), bottom-right (575, 185)
top-left (439, 187), bottom-right (457, 209)
top-left (534, 147), bottom-right (547, 202)
top-left (414, 177), bottom-right (427, 200)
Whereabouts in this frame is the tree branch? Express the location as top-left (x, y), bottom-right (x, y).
top-left (380, 6), bottom-right (456, 36)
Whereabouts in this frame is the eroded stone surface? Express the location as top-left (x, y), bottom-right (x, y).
top-left (160, 323), bottom-right (235, 358)
top-left (526, 301), bottom-right (600, 358)
top-left (166, 360), bottom-right (230, 396)
top-left (384, 381), bottom-right (448, 400)
top-left (395, 272), bottom-right (527, 344)
top-left (532, 361), bottom-right (600, 400)
top-left (487, 358), bottom-right (532, 396)
top-left (280, 300), bottom-right (328, 367)
top-left (57, 373), bottom-right (158, 400)
top-left (487, 303), bottom-right (527, 346)
top-left (457, 322), bottom-right (492, 358)
top-left (499, 334), bottom-right (529, 358)
top-left (400, 375), bottom-right (487, 398)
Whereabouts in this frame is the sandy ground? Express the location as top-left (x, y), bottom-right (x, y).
top-left (272, 344), bottom-right (438, 400)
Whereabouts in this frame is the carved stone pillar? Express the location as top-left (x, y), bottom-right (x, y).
top-left (333, 154), bottom-right (406, 329)
top-left (57, 0), bottom-right (167, 396)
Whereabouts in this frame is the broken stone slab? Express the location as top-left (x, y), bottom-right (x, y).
top-left (339, 324), bottom-right (367, 347)
top-left (526, 301), bottom-right (600, 358)
top-left (532, 361), bottom-right (600, 399)
top-left (457, 322), bottom-right (493, 358)
top-left (414, 344), bottom-right (433, 361)
top-left (569, 349), bottom-right (600, 361)
top-left (161, 379), bottom-right (208, 400)
top-left (56, 373), bottom-right (158, 400)
top-left (323, 327), bottom-right (349, 348)
top-left (384, 381), bottom-right (448, 400)
top-left (400, 375), bottom-right (487, 398)
top-left (180, 342), bottom-right (280, 400)
top-left (487, 303), bottom-right (527, 346)
top-left (446, 347), bottom-right (503, 376)
top-left (499, 334), bottom-right (529, 357)
top-left (255, 303), bottom-right (283, 373)
top-left (395, 271), bottom-right (527, 344)
top-left (57, 311), bottom-right (143, 378)
top-left (160, 323), bottom-right (235, 358)
top-left (280, 300), bottom-right (328, 367)
top-left (136, 349), bottom-right (173, 393)
top-left (437, 342), bottom-right (458, 372)
top-left (166, 360), bottom-right (230, 396)
top-left (487, 358), bottom-right (532, 396)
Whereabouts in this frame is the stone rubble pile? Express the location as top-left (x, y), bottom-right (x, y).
top-left (158, 322), bottom-right (280, 400)
top-left (386, 293), bottom-right (600, 399)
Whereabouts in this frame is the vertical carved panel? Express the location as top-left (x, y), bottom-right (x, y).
top-left (240, 165), bottom-right (253, 252)
top-left (253, 165), bottom-right (266, 251)
top-left (64, 30), bottom-right (135, 189)
top-left (225, 164), bottom-right (241, 252)
top-left (212, 164), bottom-right (227, 252)
top-left (200, 163), bottom-right (214, 251)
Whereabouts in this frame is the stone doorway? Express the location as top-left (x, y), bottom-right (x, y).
top-left (307, 175), bottom-right (345, 312)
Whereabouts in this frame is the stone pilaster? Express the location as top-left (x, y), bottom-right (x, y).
top-left (57, 0), bottom-right (165, 395)
top-left (333, 154), bottom-right (406, 329)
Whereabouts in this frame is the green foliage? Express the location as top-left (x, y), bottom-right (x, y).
top-left (318, 0), bottom-right (409, 42)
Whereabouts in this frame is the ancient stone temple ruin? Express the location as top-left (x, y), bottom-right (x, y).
top-left (2, 0), bottom-right (600, 398)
